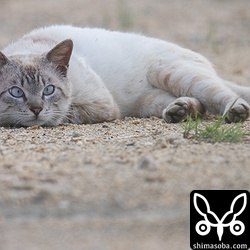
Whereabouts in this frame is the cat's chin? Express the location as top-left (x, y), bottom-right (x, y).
top-left (18, 119), bottom-right (60, 127)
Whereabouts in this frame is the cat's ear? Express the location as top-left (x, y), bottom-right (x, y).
top-left (46, 39), bottom-right (73, 77)
top-left (0, 51), bottom-right (9, 68)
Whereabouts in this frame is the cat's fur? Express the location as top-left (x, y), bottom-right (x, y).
top-left (0, 25), bottom-right (249, 126)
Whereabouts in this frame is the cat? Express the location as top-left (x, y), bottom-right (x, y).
top-left (0, 25), bottom-right (249, 126)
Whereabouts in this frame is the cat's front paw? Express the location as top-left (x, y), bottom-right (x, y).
top-left (163, 100), bottom-right (189, 123)
top-left (224, 101), bottom-right (249, 123)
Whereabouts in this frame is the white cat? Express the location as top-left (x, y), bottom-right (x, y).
top-left (0, 25), bottom-right (249, 126)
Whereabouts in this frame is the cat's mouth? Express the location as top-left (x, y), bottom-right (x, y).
top-left (21, 115), bottom-right (61, 127)
top-left (16, 113), bottom-right (48, 126)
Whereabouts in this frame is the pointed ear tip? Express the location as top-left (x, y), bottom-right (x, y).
top-left (64, 39), bottom-right (73, 47)
top-left (0, 51), bottom-right (8, 65)
top-left (0, 51), bottom-right (6, 57)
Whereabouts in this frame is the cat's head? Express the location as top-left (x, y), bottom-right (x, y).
top-left (0, 39), bottom-right (73, 126)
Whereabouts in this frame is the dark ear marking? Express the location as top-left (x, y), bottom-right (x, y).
top-left (46, 39), bottom-right (73, 77)
top-left (0, 51), bottom-right (9, 68)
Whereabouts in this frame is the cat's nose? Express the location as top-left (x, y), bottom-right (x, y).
top-left (30, 107), bottom-right (43, 116)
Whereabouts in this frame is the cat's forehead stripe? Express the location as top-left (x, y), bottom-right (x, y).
top-left (20, 66), bottom-right (45, 87)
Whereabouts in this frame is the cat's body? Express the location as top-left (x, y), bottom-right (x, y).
top-left (0, 25), bottom-right (249, 126)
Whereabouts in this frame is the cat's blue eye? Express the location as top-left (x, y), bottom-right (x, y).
top-left (43, 85), bottom-right (55, 96)
top-left (9, 87), bottom-right (24, 98)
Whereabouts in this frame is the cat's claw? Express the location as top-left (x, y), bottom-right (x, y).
top-left (163, 100), bottom-right (189, 123)
top-left (225, 103), bottom-right (249, 123)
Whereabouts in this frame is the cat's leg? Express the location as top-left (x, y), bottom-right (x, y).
top-left (163, 96), bottom-right (205, 123)
top-left (147, 55), bottom-right (249, 122)
top-left (69, 97), bottom-right (120, 124)
top-left (223, 81), bottom-right (250, 104)
top-left (67, 61), bottom-right (120, 124)
top-left (133, 89), bottom-right (204, 122)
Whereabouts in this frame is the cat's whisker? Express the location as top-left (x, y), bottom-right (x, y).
top-left (0, 113), bottom-right (21, 127)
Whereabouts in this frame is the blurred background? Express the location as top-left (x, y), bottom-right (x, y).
top-left (0, 0), bottom-right (249, 84)
top-left (0, 1), bottom-right (250, 249)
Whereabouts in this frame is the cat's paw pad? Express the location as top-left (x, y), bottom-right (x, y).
top-left (225, 102), bottom-right (249, 123)
top-left (163, 100), bottom-right (189, 123)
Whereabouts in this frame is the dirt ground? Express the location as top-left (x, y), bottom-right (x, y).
top-left (0, 1), bottom-right (250, 249)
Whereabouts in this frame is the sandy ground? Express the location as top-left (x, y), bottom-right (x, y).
top-left (0, 1), bottom-right (250, 249)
